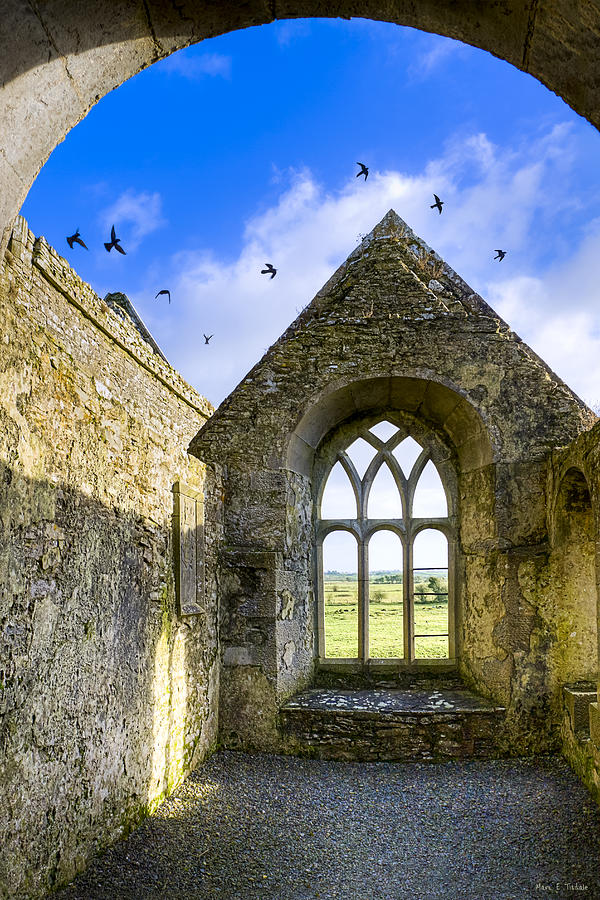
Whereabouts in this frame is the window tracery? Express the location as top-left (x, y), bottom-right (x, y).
top-left (315, 418), bottom-right (455, 665)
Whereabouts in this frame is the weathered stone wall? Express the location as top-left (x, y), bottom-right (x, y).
top-left (459, 457), bottom-right (558, 752)
top-left (547, 423), bottom-right (600, 800)
top-left (202, 468), bottom-right (314, 752)
top-left (191, 211), bottom-right (594, 754)
top-left (0, 218), bottom-right (221, 899)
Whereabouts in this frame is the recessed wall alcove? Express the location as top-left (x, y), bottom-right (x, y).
top-left (551, 467), bottom-right (598, 687)
top-left (287, 375), bottom-right (495, 680)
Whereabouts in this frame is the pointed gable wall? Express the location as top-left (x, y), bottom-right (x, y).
top-left (191, 210), bottom-right (592, 471)
top-left (190, 211), bottom-right (595, 753)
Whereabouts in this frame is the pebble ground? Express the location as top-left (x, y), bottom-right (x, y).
top-left (55, 752), bottom-right (600, 900)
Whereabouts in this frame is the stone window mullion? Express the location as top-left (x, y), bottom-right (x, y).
top-left (404, 528), bottom-right (414, 662)
top-left (316, 538), bottom-right (325, 659)
top-left (356, 472), bottom-right (366, 662)
top-left (358, 533), bottom-right (369, 662)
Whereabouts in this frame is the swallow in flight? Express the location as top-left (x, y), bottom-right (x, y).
top-left (261, 263), bottom-right (277, 279)
top-left (104, 225), bottom-right (126, 254)
top-left (430, 194), bottom-right (444, 214)
top-left (66, 228), bottom-right (88, 250)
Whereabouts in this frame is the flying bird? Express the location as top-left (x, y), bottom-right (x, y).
top-left (356, 162), bottom-right (369, 180)
top-left (430, 194), bottom-right (444, 214)
top-left (261, 263), bottom-right (277, 279)
top-left (494, 250), bottom-right (507, 261)
top-left (203, 334), bottom-right (213, 345)
top-left (104, 225), bottom-right (126, 255)
top-left (155, 289), bottom-right (171, 304)
top-left (66, 228), bottom-right (88, 250)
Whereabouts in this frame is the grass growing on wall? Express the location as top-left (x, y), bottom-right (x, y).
top-left (323, 579), bottom-right (448, 659)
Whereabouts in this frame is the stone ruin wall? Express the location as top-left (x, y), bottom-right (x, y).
top-left (191, 213), bottom-right (596, 757)
top-left (209, 463), bottom-right (314, 753)
top-left (0, 218), bottom-right (222, 900)
top-left (6, 206), bottom-right (600, 896)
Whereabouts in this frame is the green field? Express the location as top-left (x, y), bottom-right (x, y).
top-left (323, 579), bottom-right (448, 659)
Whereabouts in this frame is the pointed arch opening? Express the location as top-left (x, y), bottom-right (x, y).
top-left (320, 460), bottom-right (358, 519)
top-left (412, 460), bottom-right (448, 518)
top-left (367, 462), bottom-right (403, 519)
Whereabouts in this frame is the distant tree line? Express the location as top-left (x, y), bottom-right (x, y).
top-left (372, 573), bottom-right (403, 584)
top-left (415, 576), bottom-right (448, 601)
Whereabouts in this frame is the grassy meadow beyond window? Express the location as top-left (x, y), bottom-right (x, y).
top-left (323, 571), bottom-right (448, 659)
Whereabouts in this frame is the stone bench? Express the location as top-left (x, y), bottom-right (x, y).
top-left (279, 685), bottom-right (507, 761)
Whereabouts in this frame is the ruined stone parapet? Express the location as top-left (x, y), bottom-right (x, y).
top-left (0, 218), bottom-right (220, 899)
top-left (7, 215), bottom-right (212, 419)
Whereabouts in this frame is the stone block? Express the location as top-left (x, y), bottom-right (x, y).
top-left (387, 377), bottom-right (427, 412)
top-left (223, 646), bottom-right (257, 667)
top-left (287, 432), bottom-right (314, 475)
top-left (589, 702), bottom-right (600, 748)
top-left (350, 377), bottom-right (391, 412)
top-left (280, 685), bottom-right (506, 761)
top-left (564, 686), bottom-right (597, 733)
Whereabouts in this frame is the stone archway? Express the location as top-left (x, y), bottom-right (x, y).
top-left (2, 1), bottom-right (600, 250)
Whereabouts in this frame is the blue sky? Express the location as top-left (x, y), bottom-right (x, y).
top-left (20, 17), bottom-right (600, 570)
top-left (21, 18), bottom-right (600, 410)
top-left (24, 19), bottom-right (600, 271)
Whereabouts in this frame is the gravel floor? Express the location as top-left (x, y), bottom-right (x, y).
top-left (55, 752), bottom-right (600, 900)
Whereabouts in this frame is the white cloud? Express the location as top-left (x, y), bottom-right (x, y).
top-left (487, 226), bottom-right (600, 408)
top-left (408, 35), bottom-right (469, 80)
top-left (274, 20), bottom-right (312, 48)
top-left (159, 51), bottom-right (232, 80)
top-left (99, 189), bottom-right (165, 252)
top-left (131, 124), bottom-right (600, 413)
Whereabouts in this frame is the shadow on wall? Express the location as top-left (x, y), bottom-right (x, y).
top-left (0, 461), bottom-right (218, 900)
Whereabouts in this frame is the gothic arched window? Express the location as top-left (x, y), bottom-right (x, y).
top-left (315, 417), bottom-right (456, 665)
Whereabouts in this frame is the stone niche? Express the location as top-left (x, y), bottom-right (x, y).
top-left (0, 218), bottom-right (222, 899)
top-left (190, 210), bottom-right (595, 755)
top-left (549, 426), bottom-right (600, 804)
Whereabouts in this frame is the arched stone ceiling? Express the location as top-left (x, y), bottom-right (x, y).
top-left (2, 1), bottom-right (600, 252)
